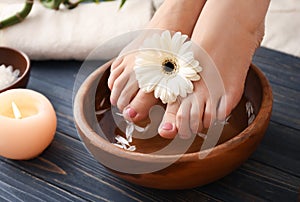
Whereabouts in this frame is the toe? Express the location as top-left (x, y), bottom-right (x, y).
top-left (110, 74), bottom-right (129, 106)
top-left (217, 95), bottom-right (228, 121)
top-left (117, 77), bottom-right (139, 111)
top-left (203, 99), bottom-right (217, 129)
top-left (111, 57), bottom-right (123, 71)
top-left (158, 101), bottom-right (179, 139)
top-left (176, 100), bottom-right (193, 139)
top-left (108, 64), bottom-right (125, 90)
top-left (190, 96), bottom-right (205, 134)
top-left (123, 90), bottom-right (158, 122)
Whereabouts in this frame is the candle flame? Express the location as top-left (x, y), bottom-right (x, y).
top-left (12, 102), bottom-right (22, 119)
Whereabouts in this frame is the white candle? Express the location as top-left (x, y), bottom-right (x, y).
top-left (0, 89), bottom-right (57, 160)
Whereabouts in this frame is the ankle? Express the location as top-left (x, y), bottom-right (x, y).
top-left (150, 0), bottom-right (205, 36)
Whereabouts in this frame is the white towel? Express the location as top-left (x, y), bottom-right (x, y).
top-left (261, 0), bottom-right (300, 57)
top-left (0, 0), bottom-right (154, 60)
top-left (2, 0), bottom-right (299, 60)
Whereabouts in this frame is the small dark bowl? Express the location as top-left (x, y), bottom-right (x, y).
top-left (74, 61), bottom-right (273, 189)
top-left (0, 47), bottom-right (30, 93)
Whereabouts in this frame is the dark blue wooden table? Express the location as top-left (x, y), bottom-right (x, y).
top-left (0, 47), bottom-right (299, 201)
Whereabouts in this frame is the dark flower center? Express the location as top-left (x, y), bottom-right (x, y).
top-left (162, 58), bottom-right (177, 74)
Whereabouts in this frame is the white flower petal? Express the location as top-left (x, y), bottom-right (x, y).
top-left (179, 67), bottom-right (198, 77)
top-left (154, 83), bottom-right (170, 104)
top-left (171, 32), bottom-right (184, 53)
top-left (168, 77), bottom-right (181, 96)
top-left (178, 41), bottom-right (192, 55)
top-left (152, 34), bottom-right (162, 48)
top-left (126, 124), bottom-right (134, 142)
top-left (134, 124), bottom-right (148, 132)
top-left (180, 52), bottom-right (195, 64)
top-left (134, 65), bottom-right (161, 74)
top-left (136, 50), bottom-right (162, 63)
top-left (160, 31), bottom-right (172, 50)
top-left (248, 114), bottom-right (255, 125)
top-left (145, 76), bottom-right (163, 92)
top-left (143, 34), bottom-right (161, 48)
top-left (113, 143), bottom-right (125, 149)
top-left (177, 77), bottom-right (194, 97)
top-left (158, 88), bottom-right (169, 104)
top-left (179, 33), bottom-right (188, 44)
top-left (127, 146), bottom-right (136, 152)
top-left (136, 68), bottom-right (163, 91)
top-left (115, 135), bottom-right (130, 146)
top-left (154, 77), bottom-right (178, 104)
top-left (190, 60), bottom-right (200, 69)
top-left (189, 74), bottom-right (201, 81)
top-left (168, 92), bottom-right (177, 103)
top-left (194, 64), bottom-right (202, 73)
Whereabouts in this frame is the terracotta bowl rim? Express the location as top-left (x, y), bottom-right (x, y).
top-left (0, 46), bottom-right (31, 92)
top-left (74, 61), bottom-right (273, 163)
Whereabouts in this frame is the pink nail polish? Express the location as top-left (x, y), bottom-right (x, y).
top-left (162, 122), bottom-right (173, 131)
top-left (126, 108), bottom-right (137, 118)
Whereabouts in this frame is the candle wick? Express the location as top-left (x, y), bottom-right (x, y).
top-left (12, 102), bottom-right (22, 119)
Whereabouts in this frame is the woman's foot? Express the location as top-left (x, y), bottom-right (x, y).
top-left (108, 0), bottom-right (205, 122)
top-left (159, 0), bottom-right (270, 139)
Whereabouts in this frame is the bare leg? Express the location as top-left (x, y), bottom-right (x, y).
top-left (159, 0), bottom-right (270, 139)
top-left (108, 0), bottom-right (206, 122)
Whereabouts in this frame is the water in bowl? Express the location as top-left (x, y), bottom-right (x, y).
top-left (95, 91), bottom-right (249, 155)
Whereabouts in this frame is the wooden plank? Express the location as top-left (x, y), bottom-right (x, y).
top-left (30, 60), bottom-right (82, 89)
top-left (30, 60), bottom-right (107, 94)
top-left (250, 121), bottom-right (300, 177)
top-left (1, 126), bottom-right (299, 202)
top-left (272, 87), bottom-right (299, 121)
top-left (253, 48), bottom-right (300, 130)
top-left (254, 47), bottom-right (300, 91)
top-left (0, 161), bottom-right (85, 201)
top-left (0, 133), bottom-right (175, 202)
top-left (199, 161), bottom-right (299, 202)
top-left (27, 75), bottom-right (78, 138)
top-left (271, 83), bottom-right (299, 110)
top-left (27, 60), bottom-right (108, 139)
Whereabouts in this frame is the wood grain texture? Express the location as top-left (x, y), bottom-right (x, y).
top-left (253, 47), bottom-right (300, 131)
top-left (0, 47), bottom-right (299, 201)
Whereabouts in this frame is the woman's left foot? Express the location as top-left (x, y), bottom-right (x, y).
top-left (159, 0), bottom-right (270, 139)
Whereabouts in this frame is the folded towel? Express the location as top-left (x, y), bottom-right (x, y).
top-left (2, 0), bottom-right (299, 60)
top-left (0, 0), bottom-right (154, 60)
top-left (261, 0), bottom-right (300, 57)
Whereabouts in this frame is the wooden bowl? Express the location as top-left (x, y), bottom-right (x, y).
top-left (74, 61), bottom-right (273, 189)
top-left (0, 47), bottom-right (30, 93)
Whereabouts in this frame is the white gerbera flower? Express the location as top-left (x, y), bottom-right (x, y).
top-left (134, 30), bottom-right (202, 104)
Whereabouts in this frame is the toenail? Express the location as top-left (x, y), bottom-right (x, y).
top-left (126, 108), bottom-right (137, 118)
top-left (162, 122), bottom-right (173, 131)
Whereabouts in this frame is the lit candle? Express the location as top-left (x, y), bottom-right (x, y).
top-left (0, 89), bottom-right (57, 160)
